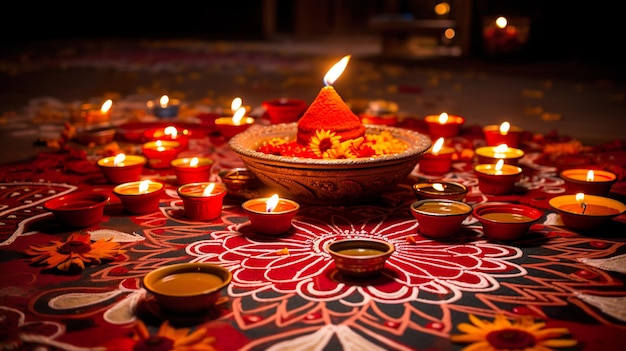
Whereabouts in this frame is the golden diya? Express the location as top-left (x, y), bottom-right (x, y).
top-left (475, 143), bottom-right (524, 165)
top-left (326, 238), bottom-right (395, 277)
top-left (473, 202), bottom-right (542, 241)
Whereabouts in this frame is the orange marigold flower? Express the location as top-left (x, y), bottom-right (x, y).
top-left (25, 232), bottom-right (125, 272)
top-left (309, 129), bottom-right (342, 158)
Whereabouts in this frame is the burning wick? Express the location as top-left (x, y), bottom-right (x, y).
top-left (266, 194), bottom-right (279, 212)
top-left (576, 192), bottom-right (587, 214)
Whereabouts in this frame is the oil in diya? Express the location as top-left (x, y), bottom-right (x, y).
top-left (483, 121), bottom-right (523, 148)
top-left (418, 137), bottom-right (454, 175)
top-left (171, 157), bottom-right (214, 185)
top-left (559, 169), bottom-right (617, 196)
top-left (549, 193), bottom-right (626, 231)
top-left (113, 180), bottom-right (164, 214)
top-left (242, 194), bottom-right (300, 236)
top-left (410, 199), bottom-right (472, 239)
top-left (424, 112), bottom-right (465, 138)
top-left (143, 125), bottom-right (190, 149)
top-left (177, 182), bottom-right (227, 221)
top-left (146, 94), bottom-right (181, 118)
top-left (472, 203), bottom-right (542, 241)
top-left (474, 159), bottom-right (522, 195)
top-left (97, 153), bottom-right (147, 184)
top-left (475, 143), bottom-right (524, 165)
top-left (214, 106), bottom-right (255, 138)
top-left (142, 140), bottom-right (181, 169)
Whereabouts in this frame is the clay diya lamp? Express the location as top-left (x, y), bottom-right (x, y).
top-left (142, 140), bottom-right (181, 169)
top-left (97, 153), bottom-right (147, 184)
top-left (143, 125), bottom-right (190, 149)
top-left (474, 159), bottom-right (522, 195)
top-left (410, 199), bottom-right (472, 239)
top-left (143, 263), bottom-right (232, 315)
top-left (559, 169), bottom-right (617, 196)
top-left (549, 193), bottom-right (626, 231)
top-left (475, 144), bottom-right (524, 165)
top-left (146, 94), bottom-right (181, 118)
top-left (483, 121), bottom-right (523, 148)
top-left (43, 192), bottom-right (110, 228)
top-left (262, 98), bottom-right (308, 124)
top-left (418, 137), bottom-right (455, 175)
top-left (424, 112), bottom-right (465, 138)
top-left (241, 194), bottom-right (300, 236)
top-left (69, 99), bottom-right (113, 125)
top-left (177, 182), bottom-right (227, 221)
top-left (171, 157), bottom-right (214, 185)
top-left (214, 107), bottom-right (255, 139)
top-left (326, 238), bottom-right (395, 277)
top-left (113, 180), bottom-right (165, 214)
top-left (473, 202), bottom-right (542, 241)
top-left (412, 181), bottom-right (468, 201)
top-left (218, 168), bottom-right (263, 197)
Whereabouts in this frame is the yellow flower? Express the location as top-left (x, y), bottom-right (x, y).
top-left (450, 313), bottom-right (577, 351)
top-left (364, 131), bottom-right (408, 155)
top-left (130, 320), bottom-right (217, 351)
top-left (325, 139), bottom-right (358, 159)
top-left (309, 129), bottom-right (341, 158)
top-left (25, 232), bottom-right (125, 272)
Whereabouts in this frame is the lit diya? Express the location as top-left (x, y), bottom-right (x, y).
top-left (559, 169), bottom-right (617, 196)
top-left (171, 157), bottom-right (214, 185)
top-left (424, 112), bottom-right (465, 138)
top-left (214, 106), bottom-right (255, 138)
top-left (483, 121), bottom-right (523, 147)
top-left (97, 153), bottom-right (146, 184)
top-left (241, 194), bottom-right (300, 235)
top-left (142, 140), bottom-right (181, 169)
top-left (418, 137), bottom-right (454, 174)
top-left (475, 143), bottom-right (524, 165)
top-left (113, 180), bottom-right (164, 214)
top-left (70, 99), bottom-right (113, 125)
top-left (412, 181), bottom-right (468, 201)
top-left (474, 159), bottom-right (522, 195)
top-left (143, 125), bottom-right (190, 149)
top-left (146, 94), bottom-right (181, 118)
top-left (549, 193), bottom-right (626, 231)
top-left (177, 182), bottom-right (227, 221)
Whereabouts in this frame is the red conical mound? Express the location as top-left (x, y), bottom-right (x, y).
top-left (297, 86), bottom-right (366, 145)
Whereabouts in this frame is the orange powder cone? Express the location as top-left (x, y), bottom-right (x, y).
top-left (296, 86), bottom-right (366, 145)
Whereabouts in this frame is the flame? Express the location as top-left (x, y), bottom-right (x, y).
top-left (113, 153), bottom-right (126, 166)
top-left (189, 157), bottom-right (199, 167)
top-left (164, 126), bottom-right (178, 138)
top-left (202, 183), bottom-right (216, 196)
top-left (499, 121), bottom-right (511, 135)
top-left (266, 194), bottom-right (279, 212)
top-left (433, 183), bottom-right (445, 191)
top-left (101, 99), bottom-right (113, 113)
top-left (432, 137), bottom-right (445, 155)
top-left (159, 95), bottom-right (169, 108)
top-left (138, 180), bottom-right (150, 193)
top-left (586, 170), bottom-right (594, 182)
top-left (496, 16), bottom-right (508, 29)
top-left (438, 112), bottom-right (449, 124)
top-left (231, 97), bottom-right (242, 112)
top-left (494, 159), bottom-right (504, 174)
top-left (493, 143), bottom-right (509, 158)
top-left (232, 107), bottom-right (246, 125)
top-left (323, 55), bottom-right (351, 86)
top-left (576, 192), bottom-right (585, 203)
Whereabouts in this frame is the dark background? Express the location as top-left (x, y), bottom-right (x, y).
top-left (2, 0), bottom-right (624, 66)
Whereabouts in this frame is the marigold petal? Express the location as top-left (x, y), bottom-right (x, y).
top-left (57, 259), bottom-right (73, 272)
top-left (540, 339), bottom-right (578, 348)
top-left (457, 323), bottom-right (487, 335)
top-left (461, 341), bottom-right (495, 351)
top-left (468, 314), bottom-right (491, 329)
top-left (533, 328), bottom-right (573, 340)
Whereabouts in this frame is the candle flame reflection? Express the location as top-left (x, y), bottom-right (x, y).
top-left (138, 180), bottom-right (150, 193)
top-left (586, 170), bottom-right (594, 182)
top-left (266, 194), bottom-right (279, 212)
top-left (113, 153), bottom-right (126, 166)
top-left (431, 137), bottom-right (445, 155)
top-left (202, 183), bottom-right (216, 196)
top-left (433, 183), bottom-right (445, 191)
top-left (499, 121), bottom-right (511, 135)
top-left (496, 16), bottom-right (508, 28)
top-left (159, 95), bottom-right (169, 108)
top-left (438, 112), bottom-right (449, 124)
top-left (189, 157), bottom-right (199, 167)
top-left (324, 55), bottom-right (351, 86)
top-left (101, 99), bottom-right (112, 113)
